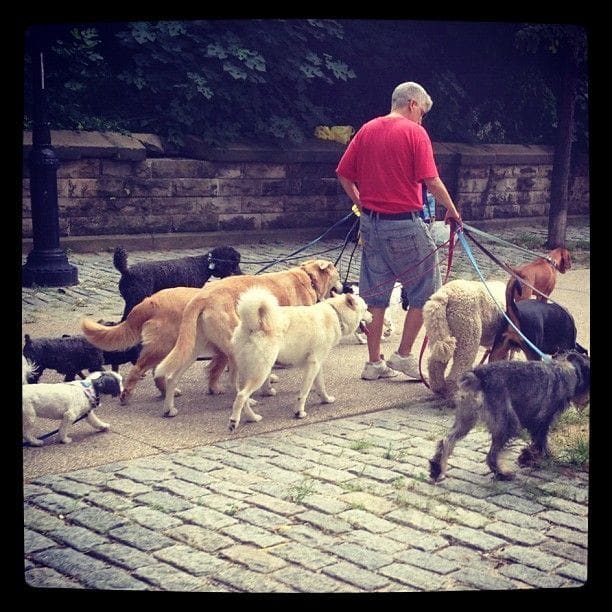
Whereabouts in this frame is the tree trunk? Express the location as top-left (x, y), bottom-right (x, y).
top-left (546, 46), bottom-right (578, 248)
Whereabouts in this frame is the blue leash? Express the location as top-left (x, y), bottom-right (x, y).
top-left (255, 212), bottom-right (354, 274)
top-left (456, 228), bottom-right (552, 362)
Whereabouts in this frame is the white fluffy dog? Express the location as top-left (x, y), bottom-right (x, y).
top-left (229, 287), bottom-right (372, 431)
top-left (23, 371), bottom-right (123, 446)
top-left (422, 279), bottom-right (506, 396)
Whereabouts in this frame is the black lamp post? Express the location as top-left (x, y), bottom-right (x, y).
top-left (22, 28), bottom-right (78, 287)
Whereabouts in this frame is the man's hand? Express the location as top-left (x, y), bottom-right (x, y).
top-left (444, 209), bottom-right (463, 231)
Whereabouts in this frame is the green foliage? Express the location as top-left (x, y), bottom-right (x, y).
top-left (22, 20), bottom-right (589, 151)
top-left (24, 20), bottom-right (354, 147)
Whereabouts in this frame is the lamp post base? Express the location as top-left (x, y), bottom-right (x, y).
top-left (22, 249), bottom-right (79, 287)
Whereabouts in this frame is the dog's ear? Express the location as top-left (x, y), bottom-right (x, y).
top-left (566, 351), bottom-right (590, 396)
top-left (317, 260), bottom-right (331, 270)
top-left (344, 293), bottom-right (357, 309)
top-left (92, 372), bottom-right (123, 397)
top-left (24, 334), bottom-right (32, 344)
top-left (562, 250), bottom-right (571, 273)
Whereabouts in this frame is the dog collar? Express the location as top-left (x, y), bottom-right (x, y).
top-left (327, 302), bottom-right (347, 334)
top-left (68, 380), bottom-right (100, 410)
top-left (544, 256), bottom-right (559, 271)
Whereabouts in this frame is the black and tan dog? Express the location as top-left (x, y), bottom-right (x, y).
top-left (114, 245), bottom-right (243, 320)
top-left (488, 275), bottom-right (586, 361)
top-left (429, 350), bottom-right (590, 482)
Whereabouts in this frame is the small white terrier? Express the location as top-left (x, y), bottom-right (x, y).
top-left (23, 370), bottom-right (123, 446)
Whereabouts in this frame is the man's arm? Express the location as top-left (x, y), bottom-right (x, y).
top-left (337, 174), bottom-right (361, 211)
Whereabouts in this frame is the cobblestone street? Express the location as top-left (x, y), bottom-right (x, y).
top-left (22, 218), bottom-right (591, 593)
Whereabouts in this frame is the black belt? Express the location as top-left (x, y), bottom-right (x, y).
top-left (361, 208), bottom-right (418, 221)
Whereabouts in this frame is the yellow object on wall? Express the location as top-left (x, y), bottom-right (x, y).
top-left (314, 125), bottom-right (355, 145)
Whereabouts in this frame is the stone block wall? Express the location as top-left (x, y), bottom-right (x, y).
top-left (21, 131), bottom-right (589, 239)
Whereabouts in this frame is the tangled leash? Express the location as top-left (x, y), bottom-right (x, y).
top-left (456, 228), bottom-right (552, 362)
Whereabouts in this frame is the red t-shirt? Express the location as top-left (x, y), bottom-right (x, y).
top-left (336, 115), bottom-right (439, 214)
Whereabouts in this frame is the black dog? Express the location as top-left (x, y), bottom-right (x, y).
top-left (114, 245), bottom-right (242, 320)
top-left (489, 277), bottom-right (586, 361)
top-left (429, 350), bottom-right (590, 482)
top-left (23, 333), bottom-right (139, 383)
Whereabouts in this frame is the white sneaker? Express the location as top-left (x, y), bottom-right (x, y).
top-left (387, 352), bottom-right (421, 379)
top-left (361, 359), bottom-right (399, 380)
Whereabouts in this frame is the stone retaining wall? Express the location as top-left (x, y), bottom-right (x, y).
top-left (22, 131), bottom-right (589, 238)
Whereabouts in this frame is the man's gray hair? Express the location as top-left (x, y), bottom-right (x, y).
top-left (391, 82), bottom-right (433, 113)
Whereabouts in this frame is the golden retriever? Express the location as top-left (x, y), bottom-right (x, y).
top-left (154, 260), bottom-right (343, 417)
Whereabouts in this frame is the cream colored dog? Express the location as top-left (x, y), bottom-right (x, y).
top-left (155, 260), bottom-right (343, 417)
top-left (228, 287), bottom-right (372, 431)
top-left (423, 279), bottom-right (506, 396)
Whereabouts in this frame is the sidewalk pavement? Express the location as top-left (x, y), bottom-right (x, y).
top-left (21, 219), bottom-right (591, 593)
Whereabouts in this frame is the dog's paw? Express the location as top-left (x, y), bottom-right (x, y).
top-left (429, 459), bottom-right (444, 483)
top-left (294, 410), bottom-right (307, 419)
top-left (268, 373), bottom-right (279, 383)
top-left (119, 392), bottom-right (130, 406)
top-left (163, 408), bottom-right (178, 418)
top-left (518, 447), bottom-right (541, 468)
top-left (494, 471), bottom-right (515, 481)
top-left (208, 386), bottom-right (224, 395)
top-left (261, 387), bottom-right (277, 397)
top-left (321, 395), bottom-right (335, 404)
top-left (246, 412), bottom-right (262, 423)
top-left (96, 422), bottom-right (110, 431)
top-left (228, 419), bottom-right (239, 433)
top-left (355, 333), bottom-right (367, 345)
top-left (60, 436), bottom-right (73, 444)
top-left (173, 387), bottom-right (182, 397)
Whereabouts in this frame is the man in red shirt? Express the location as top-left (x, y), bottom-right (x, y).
top-left (336, 81), bottom-right (462, 380)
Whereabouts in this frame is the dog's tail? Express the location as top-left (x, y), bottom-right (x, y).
top-left (113, 247), bottom-right (129, 274)
top-left (80, 296), bottom-right (157, 350)
top-left (155, 290), bottom-right (210, 379)
top-left (505, 273), bottom-right (525, 332)
top-left (235, 286), bottom-right (279, 336)
top-left (22, 356), bottom-right (37, 385)
top-left (422, 291), bottom-right (456, 362)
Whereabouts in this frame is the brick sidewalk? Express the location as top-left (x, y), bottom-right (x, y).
top-left (24, 406), bottom-right (588, 592)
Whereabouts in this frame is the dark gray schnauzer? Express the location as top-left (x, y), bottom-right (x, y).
top-left (114, 245), bottom-right (242, 320)
top-left (429, 350), bottom-right (590, 482)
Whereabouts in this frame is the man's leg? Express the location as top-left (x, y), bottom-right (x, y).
top-left (397, 307), bottom-right (423, 357)
top-left (366, 306), bottom-right (385, 363)
top-left (386, 306), bottom-right (423, 379)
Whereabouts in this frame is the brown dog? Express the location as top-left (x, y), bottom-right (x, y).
top-left (154, 260), bottom-right (343, 417)
top-left (81, 287), bottom-right (202, 404)
top-left (511, 247), bottom-right (571, 301)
